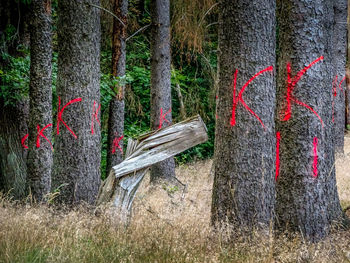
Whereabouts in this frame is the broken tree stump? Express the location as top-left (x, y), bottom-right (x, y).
top-left (96, 115), bottom-right (208, 221)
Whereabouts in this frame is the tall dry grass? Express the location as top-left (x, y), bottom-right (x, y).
top-left (1, 138), bottom-right (350, 262)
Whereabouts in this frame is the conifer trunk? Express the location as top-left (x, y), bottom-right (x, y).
top-left (27, 0), bottom-right (53, 201)
top-left (52, 0), bottom-right (101, 205)
top-left (275, 0), bottom-right (344, 240)
top-left (106, 0), bottom-right (128, 175)
top-left (149, 0), bottom-right (175, 182)
top-left (211, 0), bottom-right (276, 233)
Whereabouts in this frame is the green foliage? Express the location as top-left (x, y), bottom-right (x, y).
top-left (0, 52), bottom-right (30, 105)
top-left (162, 184), bottom-right (179, 196)
top-left (99, 28), bottom-right (217, 172)
top-left (18, 0), bottom-right (32, 4)
top-left (0, 2), bottom-right (217, 179)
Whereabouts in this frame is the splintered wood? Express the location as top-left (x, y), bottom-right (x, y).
top-left (97, 115), bottom-right (208, 221)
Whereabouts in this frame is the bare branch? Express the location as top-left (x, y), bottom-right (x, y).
top-left (88, 3), bottom-right (126, 27)
top-left (126, 24), bottom-right (151, 42)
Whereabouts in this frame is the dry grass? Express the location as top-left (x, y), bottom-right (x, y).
top-left (171, 0), bottom-right (217, 55)
top-left (1, 140), bottom-right (350, 262)
top-left (337, 136), bottom-right (350, 211)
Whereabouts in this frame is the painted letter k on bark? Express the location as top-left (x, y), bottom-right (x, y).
top-left (230, 66), bottom-right (273, 129)
top-left (56, 96), bottom-right (82, 139)
top-left (281, 56), bottom-right (324, 127)
top-left (36, 123), bottom-right (53, 150)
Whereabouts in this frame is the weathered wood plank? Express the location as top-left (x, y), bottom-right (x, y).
top-left (112, 115), bottom-right (208, 178)
top-left (96, 115), bottom-right (208, 220)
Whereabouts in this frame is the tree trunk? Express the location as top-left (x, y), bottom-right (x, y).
top-left (106, 0), bottom-right (128, 175)
top-left (26, 0), bottom-right (52, 202)
top-left (346, 1), bottom-right (350, 129)
top-left (52, 0), bottom-right (101, 205)
top-left (0, 100), bottom-right (29, 199)
top-left (276, 0), bottom-right (344, 241)
top-left (211, 0), bottom-right (276, 233)
top-left (149, 0), bottom-right (175, 182)
top-left (333, 0), bottom-right (348, 153)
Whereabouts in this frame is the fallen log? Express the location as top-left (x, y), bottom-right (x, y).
top-left (96, 115), bottom-right (208, 221)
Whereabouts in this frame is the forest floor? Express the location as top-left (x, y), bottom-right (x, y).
top-left (1, 138), bottom-right (350, 262)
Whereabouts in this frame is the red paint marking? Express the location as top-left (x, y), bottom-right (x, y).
top-left (332, 76), bottom-right (338, 123)
top-left (282, 56), bottom-right (324, 127)
top-left (312, 137), bottom-right (318, 178)
top-left (91, 101), bottom-right (101, 135)
top-left (339, 76), bottom-right (346, 94)
top-left (275, 131), bottom-right (281, 181)
top-left (112, 133), bottom-right (124, 154)
top-left (331, 75), bottom-right (346, 123)
top-left (21, 134), bottom-right (29, 149)
top-left (332, 75), bottom-right (338, 122)
top-left (36, 123), bottom-right (53, 150)
top-left (230, 66), bottom-right (273, 129)
top-left (159, 108), bottom-right (171, 129)
top-left (57, 96), bottom-right (82, 139)
top-left (332, 75), bottom-right (338, 97)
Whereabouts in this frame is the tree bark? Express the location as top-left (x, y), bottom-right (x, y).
top-left (333, 0), bottom-right (348, 153)
top-left (276, 0), bottom-right (344, 241)
top-left (0, 100), bottom-right (29, 199)
top-left (26, 0), bottom-right (52, 202)
top-left (106, 0), bottom-right (128, 175)
top-left (346, 1), bottom-right (350, 129)
top-left (149, 0), bottom-right (175, 182)
top-left (211, 0), bottom-right (276, 233)
top-left (52, 0), bottom-right (101, 205)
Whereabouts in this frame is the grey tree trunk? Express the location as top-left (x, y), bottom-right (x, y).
top-left (27, 0), bottom-right (52, 202)
top-left (333, 0), bottom-right (348, 153)
top-left (276, 0), bottom-right (344, 241)
top-left (106, 0), bottom-right (128, 175)
top-left (0, 100), bottom-right (29, 199)
top-left (52, 0), bottom-right (101, 205)
top-left (211, 0), bottom-right (276, 233)
top-left (149, 0), bottom-right (175, 182)
top-left (346, 2), bottom-right (350, 130)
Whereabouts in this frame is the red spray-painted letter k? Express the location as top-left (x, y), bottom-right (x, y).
top-left (56, 96), bottom-right (82, 139)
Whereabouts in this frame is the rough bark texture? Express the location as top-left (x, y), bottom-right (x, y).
top-left (52, 0), bottom-right (101, 205)
top-left (106, 0), bottom-right (128, 175)
top-left (333, 0), bottom-right (347, 154)
top-left (346, 2), bottom-right (350, 129)
top-left (211, 0), bottom-right (276, 232)
top-left (276, 0), bottom-right (344, 240)
top-left (27, 0), bottom-right (52, 202)
top-left (0, 100), bottom-right (29, 199)
top-left (149, 0), bottom-right (175, 182)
